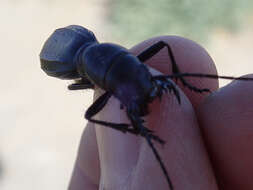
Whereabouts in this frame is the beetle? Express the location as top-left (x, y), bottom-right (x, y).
top-left (40, 25), bottom-right (253, 190)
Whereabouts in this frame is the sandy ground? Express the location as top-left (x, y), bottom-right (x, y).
top-left (1, 1), bottom-right (253, 189)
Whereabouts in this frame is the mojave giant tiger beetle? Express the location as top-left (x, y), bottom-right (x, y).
top-left (39, 25), bottom-right (253, 190)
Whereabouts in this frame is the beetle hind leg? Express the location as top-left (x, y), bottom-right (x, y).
top-left (137, 40), bottom-right (210, 93)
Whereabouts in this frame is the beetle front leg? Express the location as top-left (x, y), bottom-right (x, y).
top-left (138, 41), bottom-right (210, 93)
top-left (68, 77), bottom-right (94, 90)
top-left (151, 77), bottom-right (181, 104)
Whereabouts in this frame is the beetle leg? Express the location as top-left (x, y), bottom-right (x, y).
top-left (151, 77), bottom-right (181, 104)
top-left (85, 92), bottom-right (131, 133)
top-left (68, 77), bottom-right (94, 90)
top-left (85, 92), bottom-right (155, 137)
top-left (127, 111), bottom-right (173, 190)
top-left (85, 92), bottom-right (163, 142)
top-left (137, 40), bottom-right (210, 93)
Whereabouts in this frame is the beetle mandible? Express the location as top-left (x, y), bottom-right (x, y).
top-left (39, 25), bottom-right (253, 190)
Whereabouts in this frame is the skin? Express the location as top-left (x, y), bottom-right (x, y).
top-left (68, 36), bottom-right (253, 190)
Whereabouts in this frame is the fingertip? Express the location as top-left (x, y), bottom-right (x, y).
top-left (197, 73), bottom-right (253, 189)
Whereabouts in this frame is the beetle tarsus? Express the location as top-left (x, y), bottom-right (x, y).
top-left (152, 77), bottom-right (181, 104)
top-left (127, 127), bottom-right (165, 144)
top-left (174, 75), bottom-right (210, 93)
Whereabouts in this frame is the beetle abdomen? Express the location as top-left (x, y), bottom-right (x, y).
top-left (105, 53), bottom-right (154, 108)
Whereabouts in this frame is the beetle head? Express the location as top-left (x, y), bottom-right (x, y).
top-left (40, 25), bottom-right (97, 79)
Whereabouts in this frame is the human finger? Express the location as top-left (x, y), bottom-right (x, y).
top-left (128, 37), bottom-right (218, 189)
top-left (68, 122), bottom-right (100, 190)
top-left (92, 36), bottom-right (219, 189)
top-left (197, 74), bottom-right (253, 190)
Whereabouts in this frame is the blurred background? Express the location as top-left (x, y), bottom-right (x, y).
top-left (1, 0), bottom-right (253, 189)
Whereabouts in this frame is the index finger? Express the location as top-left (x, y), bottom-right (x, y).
top-left (93, 36), bottom-right (218, 189)
top-left (127, 36), bottom-right (218, 189)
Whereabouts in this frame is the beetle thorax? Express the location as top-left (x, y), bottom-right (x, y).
top-left (77, 43), bottom-right (128, 89)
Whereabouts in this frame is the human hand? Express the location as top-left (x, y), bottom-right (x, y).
top-left (68, 36), bottom-right (253, 190)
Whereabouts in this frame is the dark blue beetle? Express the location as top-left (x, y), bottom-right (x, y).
top-left (40, 25), bottom-right (253, 190)
top-left (40, 25), bottom-right (183, 189)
